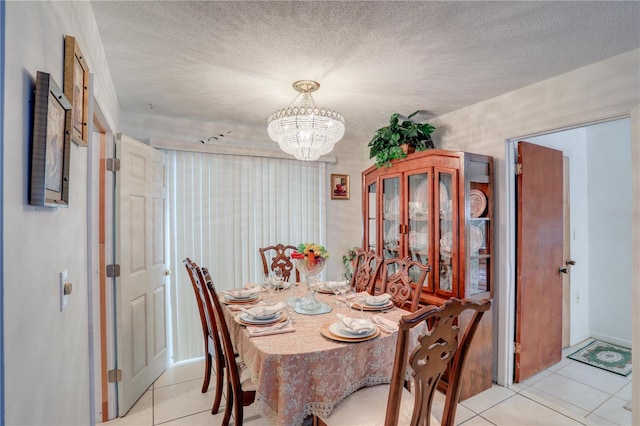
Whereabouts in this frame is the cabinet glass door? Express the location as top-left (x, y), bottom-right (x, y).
top-left (436, 170), bottom-right (456, 295)
top-left (366, 182), bottom-right (377, 252)
top-left (468, 183), bottom-right (491, 296)
top-left (382, 177), bottom-right (400, 261)
top-left (407, 173), bottom-right (430, 286)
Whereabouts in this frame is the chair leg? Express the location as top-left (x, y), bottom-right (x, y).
top-left (234, 395), bottom-right (243, 426)
top-left (201, 352), bottom-right (212, 393)
top-left (211, 356), bottom-right (224, 414)
top-left (222, 379), bottom-right (233, 426)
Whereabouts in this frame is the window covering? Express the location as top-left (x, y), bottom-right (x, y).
top-left (168, 150), bottom-right (326, 360)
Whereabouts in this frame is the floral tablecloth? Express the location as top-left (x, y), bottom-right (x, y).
top-left (222, 286), bottom-right (411, 426)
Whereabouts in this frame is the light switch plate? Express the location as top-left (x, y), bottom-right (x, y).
top-left (60, 270), bottom-right (69, 311)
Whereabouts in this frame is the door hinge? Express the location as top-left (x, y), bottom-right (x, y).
top-left (514, 342), bottom-right (521, 354)
top-left (106, 158), bottom-right (121, 172)
top-left (107, 369), bottom-right (122, 383)
top-left (515, 163), bottom-right (523, 175)
top-left (106, 264), bottom-right (121, 278)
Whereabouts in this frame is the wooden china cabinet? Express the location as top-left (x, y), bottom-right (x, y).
top-left (362, 149), bottom-right (494, 400)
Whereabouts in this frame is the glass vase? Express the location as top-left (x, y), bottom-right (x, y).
top-left (294, 257), bottom-right (326, 310)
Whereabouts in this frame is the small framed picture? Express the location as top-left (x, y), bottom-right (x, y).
top-left (331, 174), bottom-right (350, 200)
top-left (64, 35), bottom-right (89, 146)
top-left (30, 71), bottom-right (72, 207)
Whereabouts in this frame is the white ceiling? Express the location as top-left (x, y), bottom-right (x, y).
top-left (90, 1), bottom-right (640, 150)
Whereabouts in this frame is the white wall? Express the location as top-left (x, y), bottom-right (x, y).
top-left (325, 133), bottom-right (370, 278)
top-left (3, 2), bottom-right (119, 425)
top-left (586, 120), bottom-right (633, 346)
top-left (430, 48), bottom-right (639, 405)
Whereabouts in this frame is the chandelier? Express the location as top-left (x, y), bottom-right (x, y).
top-left (267, 80), bottom-right (345, 161)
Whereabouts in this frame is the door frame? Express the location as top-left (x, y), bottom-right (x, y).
top-left (90, 99), bottom-right (119, 422)
top-left (499, 115), bottom-right (630, 387)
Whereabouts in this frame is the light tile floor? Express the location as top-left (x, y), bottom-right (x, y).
top-left (100, 339), bottom-right (633, 425)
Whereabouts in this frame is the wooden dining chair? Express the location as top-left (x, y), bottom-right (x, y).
top-left (315, 297), bottom-right (491, 426)
top-left (350, 249), bottom-right (383, 294)
top-left (183, 258), bottom-right (225, 414)
top-left (381, 256), bottom-right (431, 312)
top-left (205, 270), bottom-right (257, 426)
top-left (259, 243), bottom-right (300, 282)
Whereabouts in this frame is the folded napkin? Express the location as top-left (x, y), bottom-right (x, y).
top-left (364, 293), bottom-right (391, 306)
top-left (247, 321), bottom-right (294, 337)
top-left (227, 286), bottom-right (262, 298)
top-left (243, 302), bottom-right (287, 319)
top-left (320, 280), bottom-right (349, 290)
top-left (245, 283), bottom-right (266, 291)
top-left (337, 314), bottom-right (376, 334)
top-left (372, 315), bottom-right (399, 333)
top-left (226, 301), bottom-right (268, 312)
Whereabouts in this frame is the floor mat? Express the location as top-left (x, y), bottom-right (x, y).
top-left (567, 340), bottom-right (631, 377)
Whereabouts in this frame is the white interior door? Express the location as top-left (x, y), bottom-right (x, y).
top-left (115, 134), bottom-right (169, 415)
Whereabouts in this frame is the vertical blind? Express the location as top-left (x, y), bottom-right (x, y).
top-left (168, 150), bottom-right (327, 361)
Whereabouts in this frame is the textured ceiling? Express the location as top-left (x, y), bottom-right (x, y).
top-left (90, 1), bottom-right (640, 149)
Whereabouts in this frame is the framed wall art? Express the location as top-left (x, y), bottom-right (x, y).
top-left (30, 71), bottom-right (72, 207)
top-left (64, 35), bottom-right (89, 147)
top-left (331, 174), bottom-right (350, 200)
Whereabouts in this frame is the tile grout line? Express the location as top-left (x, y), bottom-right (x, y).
top-left (548, 364), bottom-right (627, 398)
top-left (516, 391), bottom-right (590, 425)
top-left (460, 391), bottom-right (520, 417)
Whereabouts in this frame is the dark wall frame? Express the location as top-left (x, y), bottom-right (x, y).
top-left (30, 71), bottom-right (72, 207)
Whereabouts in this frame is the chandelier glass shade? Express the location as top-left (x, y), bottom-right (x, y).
top-left (267, 80), bottom-right (345, 161)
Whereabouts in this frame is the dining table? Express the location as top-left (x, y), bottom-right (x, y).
top-left (221, 282), bottom-right (414, 426)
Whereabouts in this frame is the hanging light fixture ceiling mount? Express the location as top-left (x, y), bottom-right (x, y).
top-left (267, 80), bottom-right (345, 161)
top-left (291, 79), bottom-right (320, 93)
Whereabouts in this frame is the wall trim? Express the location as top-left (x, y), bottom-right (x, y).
top-left (0, 1), bottom-right (6, 424)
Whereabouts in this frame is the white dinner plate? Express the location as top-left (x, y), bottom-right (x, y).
top-left (470, 225), bottom-right (484, 253)
top-left (224, 292), bottom-right (259, 302)
top-left (363, 298), bottom-right (391, 307)
top-left (244, 309), bottom-right (278, 320)
top-left (329, 322), bottom-right (376, 338)
top-left (364, 302), bottom-right (390, 308)
top-left (415, 180), bottom-right (428, 204)
top-left (320, 322), bottom-right (381, 343)
top-left (239, 311), bottom-right (283, 324)
top-left (352, 300), bottom-right (394, 311)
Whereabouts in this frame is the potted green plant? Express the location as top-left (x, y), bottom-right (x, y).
top-left (368, 111), bottom-right (436, 168)
top-left (341, 246), bottom-right (360, 280)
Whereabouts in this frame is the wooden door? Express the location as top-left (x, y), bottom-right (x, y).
top-left (116, 134), bottom-right (169, 414)
top-left (514, 141), bottom-right (563, 382)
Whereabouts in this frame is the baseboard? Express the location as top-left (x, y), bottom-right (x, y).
top-left (589, 332), bottom-right (632, 349)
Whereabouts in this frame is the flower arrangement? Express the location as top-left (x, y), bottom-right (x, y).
top-left (292, 242), bottom-right (329, 270)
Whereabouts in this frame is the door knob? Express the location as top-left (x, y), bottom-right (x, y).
top-left (164, 269), bottom-right (171, 276)
top-left (566, 259), bottom-right (576, 266)
top-left (559, 267), bottom-right (568, 274)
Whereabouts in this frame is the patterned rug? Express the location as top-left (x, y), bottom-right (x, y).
top-left (568, 340), bottom-right (632, 377)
